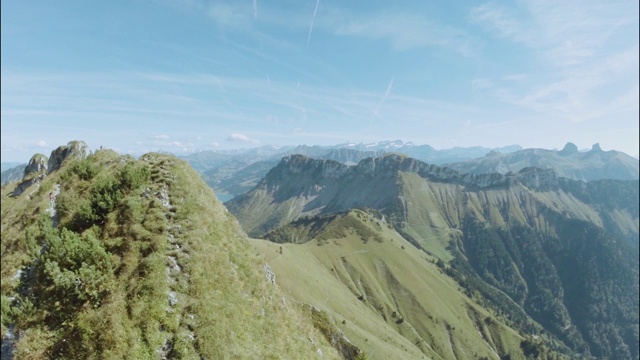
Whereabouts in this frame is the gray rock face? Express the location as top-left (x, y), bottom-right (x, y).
top-left (11, 174), bottom-right (44, 197)
top-left (10, 141), bottom-right (88, 197)
top-left (10, 154), bottom-right (49, 197)
top-left (24, 153), bottom-right (48, 177)
top-left (48, 140), bottom-right (89, 173)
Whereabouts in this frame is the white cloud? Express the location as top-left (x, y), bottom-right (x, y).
top-left (226, 133), bottom-right (260, 144)
top-left (36, 140), bottom-right (48, 148)
top-left (166, 141), bottom-right (196, 153)
top-left (150, 134), bottom-right (170, 140)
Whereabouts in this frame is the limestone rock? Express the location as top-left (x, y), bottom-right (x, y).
top-left (23, 153), bottom-right (48, 177)
top-left (48, 140), bottom-right (89, 173)
top-left (10, 154), bottom-right (49, 197)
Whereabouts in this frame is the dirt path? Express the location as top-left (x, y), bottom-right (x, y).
top-left (46, 183), bottom-right (61, 227)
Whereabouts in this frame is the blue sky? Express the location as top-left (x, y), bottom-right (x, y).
top-left (2, 0), bottom-right (638, 162)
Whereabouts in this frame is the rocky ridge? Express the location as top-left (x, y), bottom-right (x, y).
top-left (10, 140), bottom-right (89, 197)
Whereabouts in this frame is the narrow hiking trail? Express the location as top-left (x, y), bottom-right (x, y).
top-left (46, 183), bottom-right (61, 227)
top-left (142, 156), bottom-right (199, 359)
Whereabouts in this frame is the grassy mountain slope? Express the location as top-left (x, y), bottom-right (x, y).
top-left (252, 210), bottom-right (549, 360)
top-left (228, 154), bottom-right (639, 359)
top-left (1, 148), bottom-right (341, 359)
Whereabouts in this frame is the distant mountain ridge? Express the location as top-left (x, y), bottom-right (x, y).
top-left (0, 162), bottom-right (23, 173)
top-left (180, 141), bottom-right (524, 199)
top-left (227, 154), bottom-right (638, 241)
top-left (180, 140), bottom-right (637, 201)
top-left (0, 165), bottom-right (26, 186)
top-left (339, 140), bottom-right (523, 164)
top-left (446, 142), bottom-right (639, 181)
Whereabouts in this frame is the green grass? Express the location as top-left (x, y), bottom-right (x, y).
top-left (2, 149), bottom-right (342, 359)
top-left (251, 210), bottom-right (539, 360)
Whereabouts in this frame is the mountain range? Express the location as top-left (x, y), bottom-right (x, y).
top-left (5, 141), bottom-right (637, 200)
top-left (446, 142), bottom-right (639, 181)
top-left (226, 153), bottom-right (639, 359)
top-left (180, 141), bottom-right (637, 201)
top-left (2, 141), bottom-right (638, 359)
top-left (178, 141), bottom-right (525, 201)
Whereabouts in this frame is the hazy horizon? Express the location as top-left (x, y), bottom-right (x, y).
top-left (2, 139), bottom-right (638, 165)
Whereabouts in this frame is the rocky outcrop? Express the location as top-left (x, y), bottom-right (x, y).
top-left (11, 175), bottom-right (44, 197)
top-left (11, 154), bottom-right (49, 197)
top-left (47, 140), bottom-right (89, 173)
top-left (10, 141), bottom-right (89, 197)
top-left (24, 154), bottom-right (48, 177)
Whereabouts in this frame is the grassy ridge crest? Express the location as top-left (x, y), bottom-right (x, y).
top-left (1, 149), bottom-right (341, 359)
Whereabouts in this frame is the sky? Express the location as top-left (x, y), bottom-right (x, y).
top-left (1, 0), bottom-right (638, 163)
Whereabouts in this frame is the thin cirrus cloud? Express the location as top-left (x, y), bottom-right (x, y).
top-left (226, 133), bottom-right (260, 144)
top-left (0, 69), bottom-right (530, 138)
top-left (470, 0), bottom-right (637, 67)
top-left (326, 11), bottom-right (475, 54)
top-left (195, 1), bottom-right (476, 55)
top-left (469, 0), bottom-right (638, 124)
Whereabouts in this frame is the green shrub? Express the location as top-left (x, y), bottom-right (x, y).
top-left (90, 174), bottom-right (123, 220)
top-left (119, 162), bottom-right (151, 190)
top-left (70, 158), bottom-right (100, 181)
top-left (1, 295), bottom-right (19, 325)
top-left (29, 228), bottom-right (115, 324)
